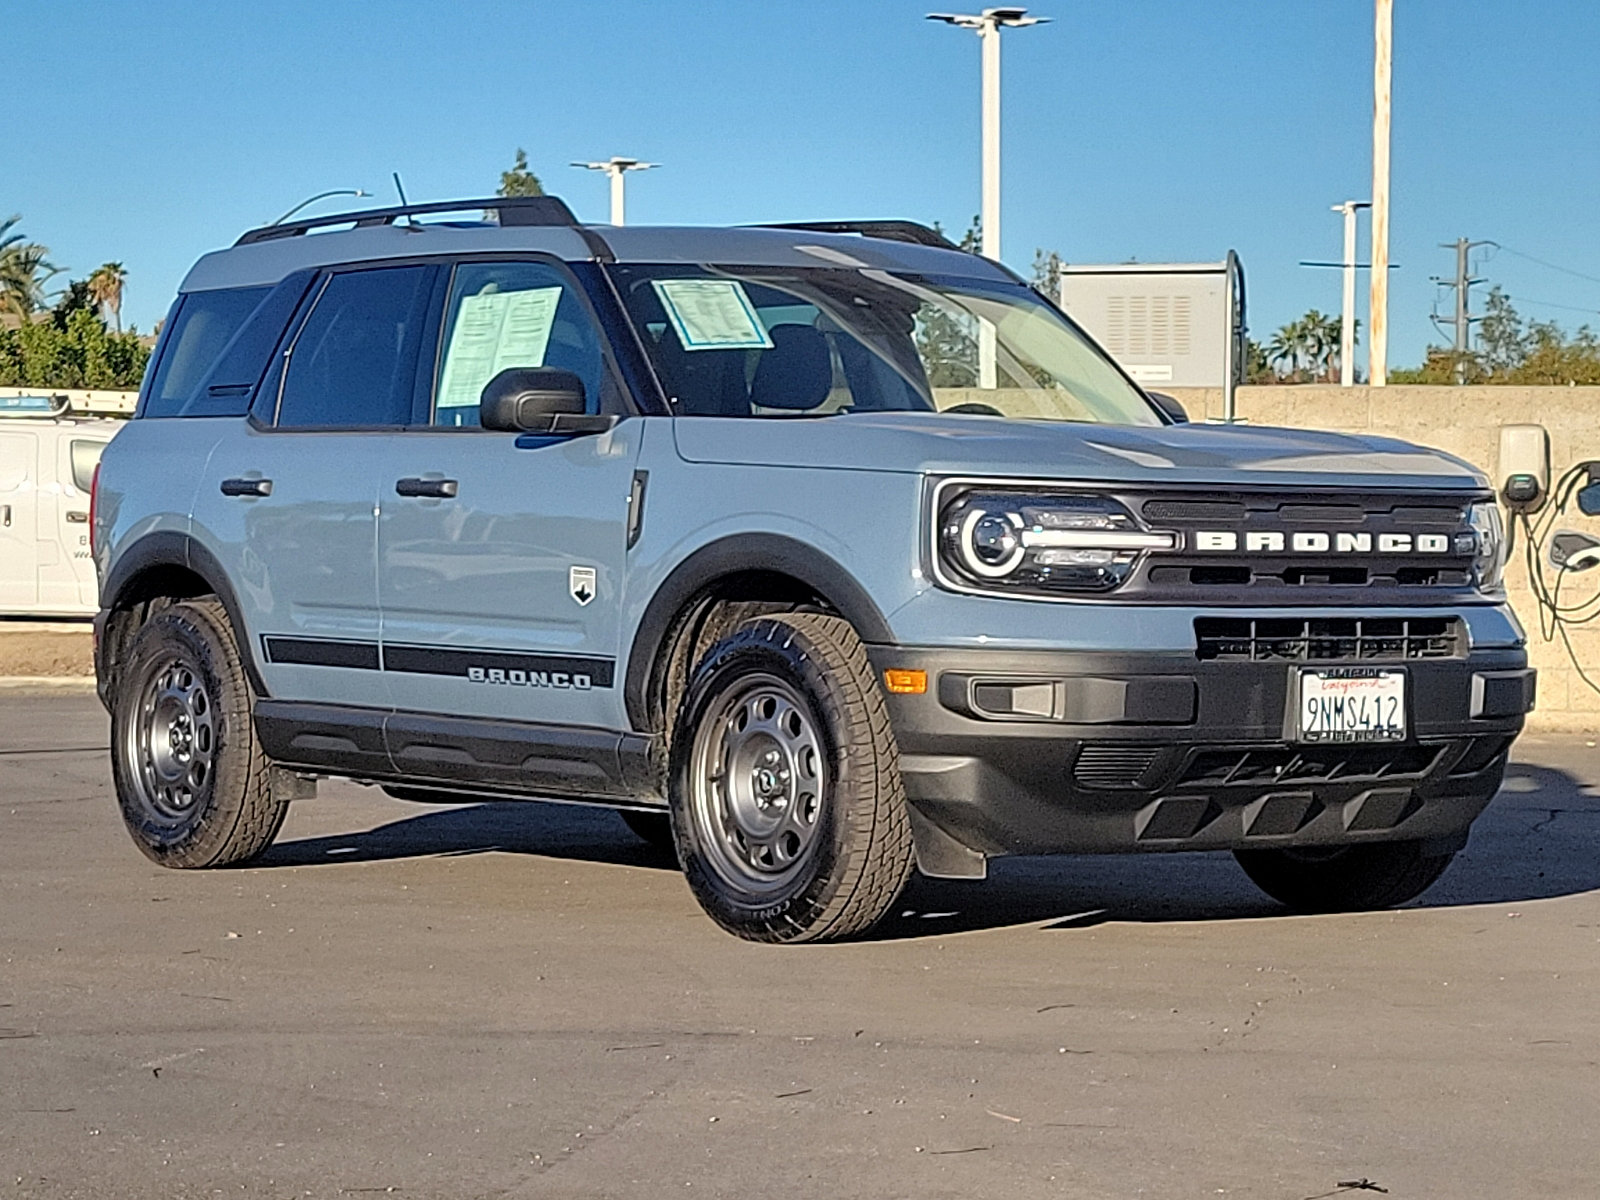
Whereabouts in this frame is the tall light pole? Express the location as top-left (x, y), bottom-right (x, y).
top-left (571, 157), bottom-right (659, 225)
top-left (928, 7), bottom-right (1048, 388)
top-left (270, 188), bottom-right (368, 225)
top-left (1369, 0), bottom-right (1393, 386)
top-left (1334, 200), bottom-right (1371, 387)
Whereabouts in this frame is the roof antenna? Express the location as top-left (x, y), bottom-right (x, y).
top-left (392, 172), bottom-right (421, 229)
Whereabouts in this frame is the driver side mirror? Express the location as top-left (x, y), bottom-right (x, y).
top-left (479, 368), bottom-right (614, 436)
top-left (1147, 391), bottom-right (1189, 424)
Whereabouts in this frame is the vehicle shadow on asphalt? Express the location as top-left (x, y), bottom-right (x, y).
top-left (256, 761), bottom-right (1600, 940)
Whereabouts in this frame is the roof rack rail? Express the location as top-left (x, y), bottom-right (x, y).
top-left (750, 220), bottom-right (961, 252)
top-left (235, 195), bottom-right (580, 246)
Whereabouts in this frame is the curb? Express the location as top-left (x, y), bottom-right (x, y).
top-left (0, 676), bottom-right (98, 693)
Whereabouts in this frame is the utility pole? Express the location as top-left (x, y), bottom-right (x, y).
top-left (1431, 237), bottom-right (1491, 384)
top-left (928, 7), bottom-right (1048, 387)
top-left (571, 157), bottom-right (659, 225)
top-left (1333, 201), bottom-right (1371, 387)
top-left (1368, 0), bottom-right (1393, 387)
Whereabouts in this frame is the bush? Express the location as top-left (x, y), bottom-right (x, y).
top-left (0, 309), bottom-right (150, 389)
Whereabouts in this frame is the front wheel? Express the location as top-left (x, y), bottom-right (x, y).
top-left (668, 613), bottom-right (914, 943)
top-left (1234, 840), bottom-right (1457, 913)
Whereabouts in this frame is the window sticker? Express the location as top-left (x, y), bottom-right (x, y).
top-left (652, 279), bottom-right (774, 351)
top-left (437, 286), bottom-right (562, 410)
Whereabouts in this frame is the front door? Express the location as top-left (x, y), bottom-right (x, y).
top-left (379, 259), bottom-right (641, 732)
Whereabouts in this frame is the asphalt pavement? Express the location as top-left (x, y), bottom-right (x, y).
top-left (2, 692), bottom-right (1597, 1199)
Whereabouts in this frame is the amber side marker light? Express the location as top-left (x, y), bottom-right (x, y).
top-left (883, 668), bottom-right (928, 695)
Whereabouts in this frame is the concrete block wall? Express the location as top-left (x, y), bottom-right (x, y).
top-left (1164, 385), bottom-right (1600, 731)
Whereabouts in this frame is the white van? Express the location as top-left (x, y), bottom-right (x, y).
top-left (0, 398), bottom-right (122, 616)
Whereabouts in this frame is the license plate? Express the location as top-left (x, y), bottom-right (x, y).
top-left (1297, 668), bottom-right (1406, 743)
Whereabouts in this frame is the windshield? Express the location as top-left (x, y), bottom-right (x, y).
top-left (607, 264), bottom-right (1162, 426)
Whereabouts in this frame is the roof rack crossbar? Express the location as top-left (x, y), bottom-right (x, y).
top-left (749, 220), bottom-right (961, 252)
top-left (235, 195), bottom-right (580, 246)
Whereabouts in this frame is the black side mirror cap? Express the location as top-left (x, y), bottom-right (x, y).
top-left (1147, 391), bottom-right (1189, 424)
top-left (480, 367), bottom-right (598, 434)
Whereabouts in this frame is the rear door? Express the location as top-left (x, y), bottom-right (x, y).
top-left (378, 258), bottom-right (641, 732)
top-left (0, 431), bottom-right (38, 611)
top-left (202, 264), bottom-right (437, 711)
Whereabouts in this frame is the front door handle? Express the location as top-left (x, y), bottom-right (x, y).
top-left (220, 477), bottom-right (273, 497)
top-left (1, 504), bottom-right (9, 527)
top-left (64, 510), bottom-right (89, 523)
top-left (395, 477), bottom-right (458, 499)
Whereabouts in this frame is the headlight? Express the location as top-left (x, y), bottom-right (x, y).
top-left (937, 489), bottom-right (1174, 594)
top-left (1469, 499), bottom-right (1506, 591)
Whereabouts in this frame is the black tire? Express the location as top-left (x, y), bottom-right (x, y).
top-left (668, 612), bottom-right (914, 943)
top-left (618, 809), bottom-right (675, 850)
top-left (1234, 840), bottom-right (1457, 913)
top-left (110, 598), bottom-right (287, 868)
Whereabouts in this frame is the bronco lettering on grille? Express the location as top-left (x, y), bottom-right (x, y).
top-left (1192, 531), bottom-right (1454, 554)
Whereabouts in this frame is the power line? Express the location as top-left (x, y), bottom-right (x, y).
top-left (1429, 237), bottom-right (1492, 382)
top-left (1490, 244), bottom-right (1600, 290)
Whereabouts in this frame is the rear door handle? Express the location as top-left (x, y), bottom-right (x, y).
top-left (220, 477), bottom-right (273, 497)
top-left (395, 477), bottom-right (458, 499)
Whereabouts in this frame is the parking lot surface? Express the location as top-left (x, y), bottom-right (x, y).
top-left (2, 692), bottom-right (1598, 1199)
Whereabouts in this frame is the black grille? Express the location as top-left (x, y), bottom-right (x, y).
top-left (1195, 616), bottom-right (1462, 662)
top-left (1179, 744), bottom-right (1443, 787)
top-left (1117, 490), bottom-right (1483, 606)
top-left (1074, 745), bottom-right (1162, 789)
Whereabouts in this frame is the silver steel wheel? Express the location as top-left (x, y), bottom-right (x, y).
top-left (688, 673), bottom-right (827, 894)
top-left (126, 656), bottom-right (217, 825)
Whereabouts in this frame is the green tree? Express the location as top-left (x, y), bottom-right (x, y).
top-left (88, 262), bottom-right (127, 333)
top-left (0, 215), bottom-right (59, 321)
top-left (1031, 247), bottom-right (1063, 298)
top-left (912, 218), bottom-right (982, 387)
top-left (497, 148), bottom-right (544, 198)
top-left (1390, 290), bottom-right (1600, 385)
top-left (52, 279), bottom-right (103, 331)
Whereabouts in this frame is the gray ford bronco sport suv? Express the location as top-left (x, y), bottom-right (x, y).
top-left (94, 195), bottom-right (1534, 942)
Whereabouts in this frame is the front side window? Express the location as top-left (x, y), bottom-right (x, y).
top-left (431, 261), bottom-right (606, 427)
top-left (276, 266), bottom-right (433, 428)
top-left (607, 263), bottom-right (1161, 426)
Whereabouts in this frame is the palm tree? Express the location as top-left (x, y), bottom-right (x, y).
top-left (0, 215), bottom-right (61, 321)
top-left (1267, 318), bottom-right (1309, 380)
top-left (88, 262), bottom-right (127, 333)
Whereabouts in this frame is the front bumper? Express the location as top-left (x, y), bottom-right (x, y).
top-left (869, 642), bottom-right (1533, 869)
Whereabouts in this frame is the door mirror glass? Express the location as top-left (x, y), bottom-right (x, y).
top-left (480, 368), bottom-right (591, 432)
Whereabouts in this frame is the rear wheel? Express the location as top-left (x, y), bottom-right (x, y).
top-left (668, 612), bottom-right (914, 943)
top-left (110, 598), bottom-right (286, 868)
top-left (1234, 840), bottom-right (1456, 913)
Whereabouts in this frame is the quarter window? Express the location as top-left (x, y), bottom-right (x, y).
top-left (276, 267), bottom-right (433, 428)
top-left (143, 287), bottom-right (271, 418)
top-left (432, 262), bottom-right (605, 427)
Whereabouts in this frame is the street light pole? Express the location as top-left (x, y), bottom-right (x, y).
top-left (571, 157), bottom-right (659, 225)
top-left (270, 188), bottom-right (369, 225)
top-left (928, 7), bottom-right (1048, 388)
top-left (1333, 200), bottom-right (1371, 387)
top-left (1369, 0), bottom-right (1393, 386)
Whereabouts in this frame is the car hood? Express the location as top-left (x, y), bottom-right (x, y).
top-left (671, 413), bottom-right (1488, 491)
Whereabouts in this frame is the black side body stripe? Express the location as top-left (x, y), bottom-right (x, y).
top-left (262, 636), bottom-right (380, 670)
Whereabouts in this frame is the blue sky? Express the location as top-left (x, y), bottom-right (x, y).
top-left (7, 0), bottom-right (1598, 366)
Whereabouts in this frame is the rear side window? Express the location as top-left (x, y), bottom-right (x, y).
top-left (275, 267), bottom-right (434, 428)
top-left (143, 288), bottom-right (271, 417)
top-left (68, 440), bottom-right (106, 492)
